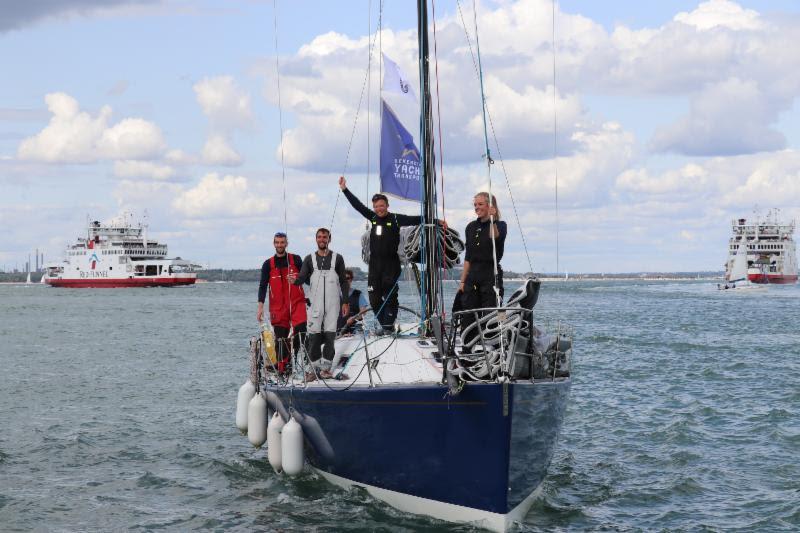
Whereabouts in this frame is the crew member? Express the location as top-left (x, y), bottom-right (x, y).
top-left (288, 228), bottom-right (349, 380)
top-left (458, 192), bottom-right (507, 351)
top-left (337, 269), bottom-right (369, 335)
top-left (339, 176), bottom-right (424, 333)
top-left (257, 232), bottom-right (307, 372)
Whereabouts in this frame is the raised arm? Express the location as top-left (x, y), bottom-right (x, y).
top-left (339, 176), bottom-right (375, 220)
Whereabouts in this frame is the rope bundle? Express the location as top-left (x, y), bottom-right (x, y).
top-left (450, 279), bottom-right (571, 382)
top-left (400, 225), bottom-right (464, 268)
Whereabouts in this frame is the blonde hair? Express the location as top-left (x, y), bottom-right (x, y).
top-left (474, 192), bottom-right (501, 220)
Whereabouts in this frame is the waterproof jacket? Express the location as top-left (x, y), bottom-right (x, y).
top-left (342, 187), bottom-right (422, 267)
top-left (259, 254), bottom-right (307, 328)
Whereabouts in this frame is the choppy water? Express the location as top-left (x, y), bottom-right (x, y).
top-left (1, 280), bottom-right (798, 531)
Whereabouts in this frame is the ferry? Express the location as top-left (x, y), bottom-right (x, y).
top-left (44, 218), bottom-right (198, 288)
top-left (724, 210), bottom-right (798, 284)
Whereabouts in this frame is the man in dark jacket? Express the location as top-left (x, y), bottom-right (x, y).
top-left (339, 176), bottom-right (423, 333)
top-left (337, 269), bottom-right (369, 335)
top-left (257, 232), bottom-right (307, 372)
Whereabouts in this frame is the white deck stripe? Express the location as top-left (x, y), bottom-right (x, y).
top-left (312, 466), bottom-right (542, 532)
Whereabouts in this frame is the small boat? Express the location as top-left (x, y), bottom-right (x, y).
top-left (718, 238), bottom-right (765, 291)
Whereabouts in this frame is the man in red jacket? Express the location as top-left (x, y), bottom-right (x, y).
top-left (257, 232), bottom-right (307, 372)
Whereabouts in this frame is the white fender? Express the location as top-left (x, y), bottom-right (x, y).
top-left (247, 393), bottom-right (267, 447)
top-left (281, 416), bottom-right (305, 476)
top-left (236, 380), bottom-right (256, 434)
top-left (267, 412), bottom-right (285, 473)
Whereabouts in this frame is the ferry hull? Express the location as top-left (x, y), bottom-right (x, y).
top-left (747, 274), bottom-right (798, 284)
top-left (46, 276), bottom-right (196, 288)
top-left (267, 380), bottom-right (570, 531)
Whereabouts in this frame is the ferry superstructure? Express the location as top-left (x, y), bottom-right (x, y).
top-left (44, 218), bottom-right (198, 288)
top-left (725, 210), bottom-right (798, 284)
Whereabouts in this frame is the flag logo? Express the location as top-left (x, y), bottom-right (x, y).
top-left (380, 99), bottom-right (421, 202)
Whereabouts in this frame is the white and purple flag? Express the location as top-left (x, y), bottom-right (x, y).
top-left (382, 53), bottom-right (417, 103)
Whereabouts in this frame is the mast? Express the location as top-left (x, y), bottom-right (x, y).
top-left (417, 0), bottom-right (439, 328)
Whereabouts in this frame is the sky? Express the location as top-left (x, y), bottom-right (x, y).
top-left (2, 0), bottom-right (800, 274)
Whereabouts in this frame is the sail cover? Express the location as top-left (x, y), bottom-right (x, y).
top-left (379, 98), bottom-right (422, 202)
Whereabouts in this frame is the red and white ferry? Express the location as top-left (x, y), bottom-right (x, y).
top-left (44, 218), bottom-right (198, 288)
top-left (725, 209), bottom-right (798, 285)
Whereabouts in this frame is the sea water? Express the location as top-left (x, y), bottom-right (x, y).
top-left (0, 280), bottom-right (798, 531)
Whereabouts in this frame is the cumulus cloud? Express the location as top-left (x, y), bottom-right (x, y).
top-left (650, 77), bottom-right (786, 155)
top-left (613, 149), bottom-right (800, 209)
top-left (0, 0), bottom-right (161, 33)
top-left (265, 0), bottom-right (800, 170)
top-left (487, 121), bottom-right (636, 209)
top-left (602, 2), bottom-right (796, 155)
top-left (193, 76), bottom-right (253, 132)
top-left (674, 0), bottom-right (763, 31)
top-left (201, 135), bottom-right (242, 166)
top-left (172, 173), bottom-right (269, 218)
top-left (193, 76), bottom-right (251, 168)
top-left (17, 92), bottom-right (166, 163)
top-left (113, 160), bottom-right (175, 180)
top-left (113, 179), bottom-right (182, 209)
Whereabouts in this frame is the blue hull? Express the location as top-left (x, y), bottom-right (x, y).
top-left (268, 379), bottom-right (570, 516)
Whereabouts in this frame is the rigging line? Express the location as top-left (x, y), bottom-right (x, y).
top-left (456, 0), bottom-right (533, 274)
top-left (330, 12), bottom-right (384, 231)
top-left (272, 0), bottom-right (289, 236)
top-left (368, 0), bottom-right (385, 206)
top-left (366, 0), bottom-right (372, 201)
top-left (471, 0), bottom-right (506, 376)
top-left (272, 0), bottom-right (296, 326)
top-left (431, 0), bottom-right (450, 315)
top-left (552, 0), bottom-right (560, 278)
top-left (471, 0), bottom-right (499, 299)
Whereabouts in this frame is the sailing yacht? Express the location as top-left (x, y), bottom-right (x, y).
top-left (718, 239), bottom-right (764, 291)
top-left (238, 2), bottom-right (572, 531)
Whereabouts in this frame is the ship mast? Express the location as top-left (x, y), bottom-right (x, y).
top-left (417, 0), bottom-right (439, 329)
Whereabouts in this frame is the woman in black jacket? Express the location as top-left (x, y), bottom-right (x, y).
top-left (458, 192), bottom-right (507, 350)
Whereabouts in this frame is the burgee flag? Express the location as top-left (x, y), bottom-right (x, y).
top-left (380, 99), bottom-right (421, 202)
top-left (382, 53), bottom-right (417, 103)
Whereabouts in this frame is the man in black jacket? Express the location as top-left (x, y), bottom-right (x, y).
top-left (339, 176), bottom-right (423, 333)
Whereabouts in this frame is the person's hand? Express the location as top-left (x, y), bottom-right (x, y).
top-left (257, 303), bottom-right (264, 322)
top-left (439, 219), bottom-right (448, 231)
top-left (341, 302), bottom-right (350, 317)
top-left (339, 176), bottom-right (347, 190)
top-left (489, 206), bottom-right (497, 217)
top-left (287, 273), bottom-right (297, 284)
top-left (346, 316), bottom-right (355, 325)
